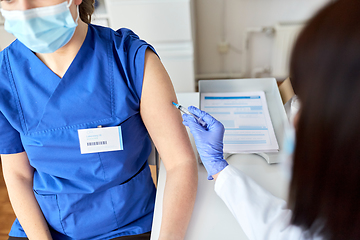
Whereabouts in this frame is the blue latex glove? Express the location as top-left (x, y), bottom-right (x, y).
top-left (182, 106), bottom-right (228, 180)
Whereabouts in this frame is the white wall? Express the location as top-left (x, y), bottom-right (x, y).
top-left (194, 0), bottom-right (331, 80)
top-left (1, 0), bottom-right (331, 82)
top-left (0, 13), bottom-right (15, 50)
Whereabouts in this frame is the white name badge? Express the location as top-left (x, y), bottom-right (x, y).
top-left (78, 126), bottom-right (123, 154)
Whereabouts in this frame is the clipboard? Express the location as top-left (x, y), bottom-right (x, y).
top-left (199, 78), bottom-right (289, 164)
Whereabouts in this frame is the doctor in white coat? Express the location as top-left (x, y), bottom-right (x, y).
top-left (182, 0), bottom-right (360, 239)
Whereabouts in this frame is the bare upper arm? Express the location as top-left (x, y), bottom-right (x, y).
top-left (140, 49), bottom-right (196, 171)
top-left (1, 152), bottom-right (34, 182)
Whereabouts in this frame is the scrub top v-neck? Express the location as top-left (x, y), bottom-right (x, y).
top-left (9, 26), bottom-right (90, 133)
top-left (0, 24), bottom-right (157, 240)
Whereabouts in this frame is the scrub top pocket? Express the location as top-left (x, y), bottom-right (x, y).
top-left (33, 190), bottom-right (66, 235)
top-left (110, 163), bottom-right (156, 228)
top-left (31, 152), bottom-right (156, 239)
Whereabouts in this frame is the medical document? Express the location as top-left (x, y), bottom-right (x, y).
top-left (200, 91), bottom-right (279, 153)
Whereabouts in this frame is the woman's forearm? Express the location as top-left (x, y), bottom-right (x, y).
top-left (158, 162), bottom-right (198, 240)
top-left (5, 175), bottom-right (52, 239)
top-left (2, 153), bottom-right (52, 240)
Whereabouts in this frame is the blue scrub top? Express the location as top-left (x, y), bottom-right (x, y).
top-left (0, 24), bottom-right (157, 240)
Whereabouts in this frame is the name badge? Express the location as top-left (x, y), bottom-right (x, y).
top-left (78, 126), bottom-right (123, 154)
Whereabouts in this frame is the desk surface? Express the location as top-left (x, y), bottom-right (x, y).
top-left (150, 92), bottom-right (290, 240)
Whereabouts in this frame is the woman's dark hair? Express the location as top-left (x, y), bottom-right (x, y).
top-left (79, 0), bottom-right (95, 24)
top-left (289, 0), bottom-right (360, 239)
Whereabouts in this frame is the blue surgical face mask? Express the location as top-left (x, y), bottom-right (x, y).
top-left (0, 0), bottom-right (79, 53)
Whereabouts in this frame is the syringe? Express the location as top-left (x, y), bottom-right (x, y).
top-left (172, 102), bottom-right (207, 127)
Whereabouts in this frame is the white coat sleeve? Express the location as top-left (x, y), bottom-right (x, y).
top-left (214, 165), bottom-right (306, 240)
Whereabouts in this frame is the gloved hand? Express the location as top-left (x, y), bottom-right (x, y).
top-left (182, 106), bottom-right (228, 180)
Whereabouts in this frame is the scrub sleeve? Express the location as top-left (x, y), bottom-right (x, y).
top-left (0, 25), bottom-right (158, 240)
top-left (0, 111), bottom-right (24, 153)
top-left (0, 53), bottom-right (25, 154)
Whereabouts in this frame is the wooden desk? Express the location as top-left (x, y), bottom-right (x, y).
top-left (150, 92), bottom-right (290, 240)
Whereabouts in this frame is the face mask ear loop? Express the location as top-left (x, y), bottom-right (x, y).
top-left (67, 0), bottom-right (80, 24)
top-left (75, 5), bottom-right (80, 23)
top-left (67, 0), bottom-right (74, 8)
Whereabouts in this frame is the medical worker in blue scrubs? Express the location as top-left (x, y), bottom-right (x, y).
top-left (182, 0), bottom-right (360, 239)
top-left (0, 0), bottom-right (197, 239)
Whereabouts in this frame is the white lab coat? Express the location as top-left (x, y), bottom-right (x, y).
top-left (214, 165), bottom-right (323, 240)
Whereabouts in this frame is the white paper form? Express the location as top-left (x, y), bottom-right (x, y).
top-left (200, 91), bottom-right (279, 153)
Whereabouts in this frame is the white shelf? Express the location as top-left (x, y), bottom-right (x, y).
top-left (94, 0), bottom-right (108, 19)
top-left (102, 0), bottom-right (195, 92)
top-left (92, 0), bottom-right (109, 27)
